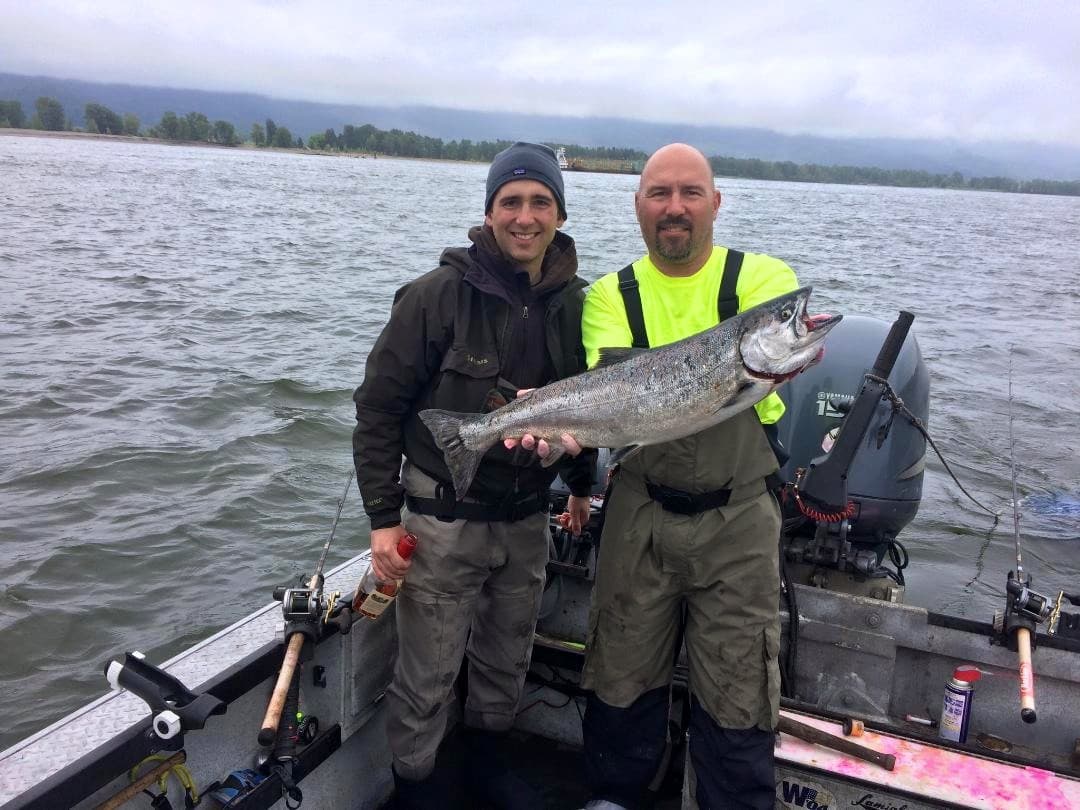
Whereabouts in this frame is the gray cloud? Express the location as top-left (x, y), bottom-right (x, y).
top-left (2, 0), bottom-right (1078, 145)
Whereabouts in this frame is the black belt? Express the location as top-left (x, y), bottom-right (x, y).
top-left (405, 484), bottom-right (548, 523)
top-left (645, 480), bottom-right (731, 515)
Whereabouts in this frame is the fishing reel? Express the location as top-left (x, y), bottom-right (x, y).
top-left (272, 579), bottom-right (346, 641)
top-left (1007, 573), bottom-right (1052, 625)
top-left (274, 584), bottom-right (322, 622)
top-left (993, 572), bottom-right (1052, 649)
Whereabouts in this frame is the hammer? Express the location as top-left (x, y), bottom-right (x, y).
top-left (779, 715), bottom-right (896, 771)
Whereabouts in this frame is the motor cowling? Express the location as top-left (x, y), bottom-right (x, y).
top-left (775, 314), bottom-right (930, 544)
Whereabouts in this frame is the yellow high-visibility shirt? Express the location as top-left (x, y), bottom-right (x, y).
top-left (582, 246), bottom-right (799, 424)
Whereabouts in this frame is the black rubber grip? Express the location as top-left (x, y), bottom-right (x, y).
top-left (871, 311), bottom-right (914, 378)
top-left (272, 668), bottom-right (301, 760)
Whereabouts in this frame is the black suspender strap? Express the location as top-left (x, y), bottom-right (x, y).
top-left (618, 249), bottom-right (744, 349)
top-left (617, 263), bottom-right (650, 348)
top-left (716, 248), bottom-right (785, 468)
top-left (718, 248), bottom-right (744, 322)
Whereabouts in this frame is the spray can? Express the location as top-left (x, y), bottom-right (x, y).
top-left (939, 666), bottom-right (981, 743)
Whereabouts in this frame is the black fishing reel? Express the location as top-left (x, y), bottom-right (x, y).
top-left (272, 579), bottom-right (346, 641)
top-left (273, 578), bottom-right (355, 639)
top-left (274, 585), bottom-right (322, 623)
top-left (1007, 573), bottom-right (1052, 626)
top-left (993, 571), bottom-right (1052, 649)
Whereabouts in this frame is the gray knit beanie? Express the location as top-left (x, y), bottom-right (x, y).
top-left (485, 142), bottom-right (567, 219)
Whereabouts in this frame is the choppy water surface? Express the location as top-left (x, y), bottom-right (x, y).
top-left (1, 135), bottom-right (1078, 749)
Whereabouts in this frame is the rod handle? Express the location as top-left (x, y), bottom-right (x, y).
top-left (259, 632), bottom-right (305, 745)
top-left (779, 715), bottom-right (896, 771)
top-left (1017, 627), bottom-right (1037, 723)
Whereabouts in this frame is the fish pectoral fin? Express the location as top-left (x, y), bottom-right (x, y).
top-left (539, 443), bottom-right (567, 468)
top-left (714, 380), bottom-right (767, 415)
top-left (596, 347), bottom-right (648, 367)
top-left (608, 444), bottom-right (642, 467)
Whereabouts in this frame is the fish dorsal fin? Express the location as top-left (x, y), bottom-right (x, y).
top-left (596, 347), bottom-right (647, 368)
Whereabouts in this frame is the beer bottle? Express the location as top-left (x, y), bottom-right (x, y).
top-left (352, 532), bottom-right (418, 620)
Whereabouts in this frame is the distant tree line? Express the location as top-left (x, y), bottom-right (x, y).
top-left (707, 155), bottom-right (1080, 197)
top-left (147, 110), bottom-right (239, 145)
top-left (250, 118), bottom-right (303, 149)
top-left (307, 124), bottom-right (514, 160)
top-left (0, 99), bottom-right (26, 127)
top-left (0, 96), bottom-right (242, 146)
top-left (302, 123), bottom-right (1079, 197)
top-left (304, 124), bottom-right (648, 165)
top-left (0, 97), bottom-right (67, 130)
top-left (3, 99), bottom-right (1076, 197)
top-left (85, 103), bottom-right (140, 136)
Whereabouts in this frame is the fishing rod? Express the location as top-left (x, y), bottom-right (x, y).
top-left (1008, 362), bottom-right (1027, 588)
top-left (258, 470), bottom-right (354, 746)
top-left (997, 359), bottom-right (1050, 724)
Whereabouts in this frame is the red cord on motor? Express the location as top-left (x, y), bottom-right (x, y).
top-left (790, 484), bottom-right (856, 523)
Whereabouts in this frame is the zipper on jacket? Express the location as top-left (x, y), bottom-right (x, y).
top-left (522, 305), bottom-right (529, 319)
top-left (498, 306), bottom-right (511, 363)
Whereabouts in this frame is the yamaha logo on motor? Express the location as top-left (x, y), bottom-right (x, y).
top-left (816, 391), bottom-right (854, 418)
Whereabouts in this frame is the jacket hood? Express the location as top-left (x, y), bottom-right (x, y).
top-left (460, 225), bottom-right (579, 299)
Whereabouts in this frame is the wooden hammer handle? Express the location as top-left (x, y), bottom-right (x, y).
top-left (779, 715), bottom-right (896, 771)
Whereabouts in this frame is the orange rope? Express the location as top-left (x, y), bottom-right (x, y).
top-left (790, 482), bottom-right (856, 523)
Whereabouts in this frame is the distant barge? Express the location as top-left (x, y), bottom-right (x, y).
top-left (556, 146), bottom-right (641, 175)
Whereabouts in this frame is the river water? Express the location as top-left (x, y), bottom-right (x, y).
top-left (1, 134), bottom-right (1078, 751)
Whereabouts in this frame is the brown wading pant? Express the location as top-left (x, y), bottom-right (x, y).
top-left (386, 462), bottom-right (550, 781)
top-left (581, 469), bottom-right (782, 733)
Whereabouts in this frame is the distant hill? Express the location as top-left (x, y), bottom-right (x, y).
top-left (3, 72), bottom-right (1078, 181)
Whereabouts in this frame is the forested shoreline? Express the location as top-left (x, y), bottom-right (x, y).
top-left (3, 96), bottom-right (1077, 197)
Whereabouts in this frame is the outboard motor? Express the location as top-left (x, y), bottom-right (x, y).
top-left (775, 314), bottom-right (930, 599)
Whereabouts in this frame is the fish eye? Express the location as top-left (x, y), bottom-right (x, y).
top-left (780, 306), bottom-right (794, 320)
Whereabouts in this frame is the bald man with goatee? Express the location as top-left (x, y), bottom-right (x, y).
top-left (578, 144), bottom-right (800, 810)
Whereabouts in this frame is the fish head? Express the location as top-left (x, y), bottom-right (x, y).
top-left (738, 287), bottom-right (842, 384)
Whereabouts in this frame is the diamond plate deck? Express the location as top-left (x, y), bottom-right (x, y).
top-left (0, 552), bottom-right (371, 804)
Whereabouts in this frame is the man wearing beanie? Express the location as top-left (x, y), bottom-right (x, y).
top-left (352, 142), bottom-right (595, 810)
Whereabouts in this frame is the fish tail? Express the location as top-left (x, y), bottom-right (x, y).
top-left (418, 409), bottom-right (487, 499)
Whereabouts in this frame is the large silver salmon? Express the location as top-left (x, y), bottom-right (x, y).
top-left (421, 286), bottom-right (841, 498)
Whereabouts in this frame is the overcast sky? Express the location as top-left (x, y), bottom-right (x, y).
top-left (3, 0), bottom-right (1078, 147)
